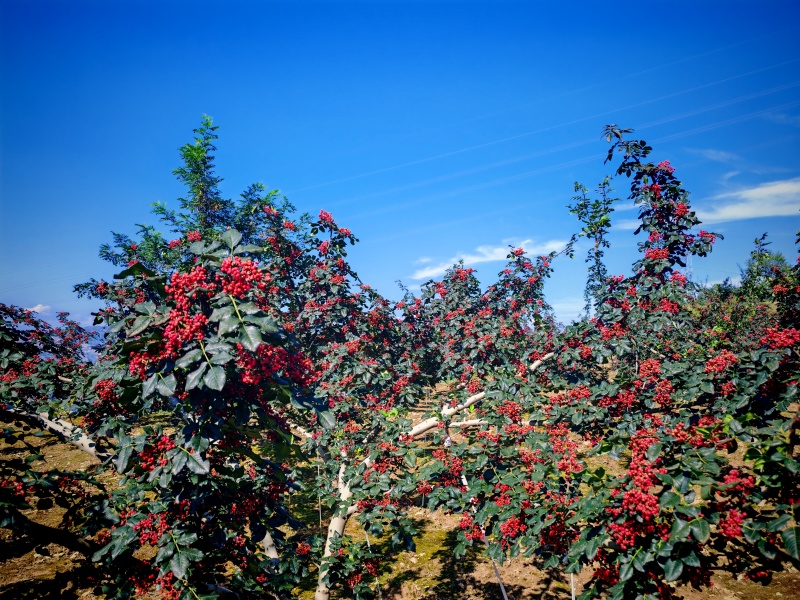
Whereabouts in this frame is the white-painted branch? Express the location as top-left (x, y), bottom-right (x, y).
top-left (315, 461), bottom-right (354, 600)
top-left (408, 391), bottom-right (486, 439)
top-left (287, 420), bottom-right (312, 439)
top-left (448, 419), bottom-right (487, 428)
top-left (262, 530), bottom-right (279, 560)
top-left (2, 408), bottom-right (110, 462)
top-left (529, 352), bottom-right (554, 373)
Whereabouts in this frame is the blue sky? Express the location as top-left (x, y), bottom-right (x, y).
top-left (2, 0), bottom-right (799, 325)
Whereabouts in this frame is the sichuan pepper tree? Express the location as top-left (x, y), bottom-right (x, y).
top-left (0, 304), bottom-right (109, 555)
top-left (521, 128), bottom-right (800, 598)
top-left (69, 118), bottom-right (567, 599)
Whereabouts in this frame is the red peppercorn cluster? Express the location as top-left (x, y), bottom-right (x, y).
top-left (496, 400), bottom-right (522, 422)
top-left (718, 509), bottom-right (745, 538)
top-left (638, 358), bottom-right (661, 381)
top-left (657, 160), bottom-right (675, 173)
top-left (133, 512), bottom-right (171, 545)
top-left (416, 481), bottom-right (433, 495)
top-left (644, 248), bottom-right (670, 261)
top-left (459, 513), bottom-right (485, 542)
top-left (704, 349), bottom-right (738, 374)
top-left (94, 379), bottom-right (117, 403)
top-left (658, 298), bottom-right (680, 313)
top-left (499, 515), bottom-right (527, 539)
top-left (218, 256), bottom-right (264, 297)
top-left (138, 435), bottom-right (176, 472)
top-left (598, 388), bottom-right (637, 413)
top-left (760, 327), bottom-right (800, 349)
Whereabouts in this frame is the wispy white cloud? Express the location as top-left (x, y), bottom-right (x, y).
top-left (720, 170), bottom-right (741, 183)
top-left (697, 178), bottom-right (800, 224)
top-left (26, 304), bottom-right (51, 314)
top-left (688, 148), bottom-right (741, 164)
top-left (617, 219), bottom-right (640, 231)
top-left (765, 112), bottom-right (800, 128)
top-left (410, 238), bottom-right (566, 281)
top-left (414, 257), bottom-right (432, 264)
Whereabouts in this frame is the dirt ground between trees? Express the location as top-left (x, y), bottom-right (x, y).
top-left (2, 428), bottom-right (799, 599)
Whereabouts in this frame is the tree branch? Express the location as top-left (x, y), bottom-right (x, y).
top-left (1, 408), bottom-right (111, 462)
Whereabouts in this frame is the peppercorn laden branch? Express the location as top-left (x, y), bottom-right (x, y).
top-left (313, 352), bottom-right (554, 600)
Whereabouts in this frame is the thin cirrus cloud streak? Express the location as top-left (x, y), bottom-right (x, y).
top-left (288, 60), bottom-right (800, 195)
top-left (687, 149), bottom-right (742, 164)
top-left (616, 178), bottom-right (800, 229)
top-left (410, 239), bottom-right (567, 281)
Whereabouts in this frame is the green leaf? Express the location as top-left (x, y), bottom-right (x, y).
top-left (234, 243), bottom-right (263, 254)
top-left (155, 542), bottom-right (176, 563)
top-left (134, 301), bottom-right (156, 315)
top-left (236, 302), bottom-right (260, 315)
top-left (618, 560), bottom-right (634, 582)
top-left (184, 448), bottom-right (210, 475)
top-left (221, 229), bottom-right (242, 250)
top-left (669, 518), bottom-right (691, 543)
top-left (239, 325), bottom-right (262, 352)
top-left (767, 514), bottom-right (791, 532)
top-left (690, 518), bottom-right (710, 543)
top-left (209, 306), bottom-right (235, 322)
top-left (173, 531), bottom-right (198, 545)
top-left (127, 315), bottom-right (153, 337)
top-left (646, 442), bottom-right (662, 462)
top-left (682, 551), bottom-right (701, 568)
top-left (115, 442), bottom-right (133, 474)
top-left (317, 408), bottom-right (336, 430)
top-left (170, 551), bottom-right (190, 579)
top-left (186, 363), bottom-right (208, 391)
top-left (189, 435), bottom-right (210, 455)
top-left (243, 315), bottom-right (281, 333)
top-left (176, 349), bottom-right (202, 369)
top-left (633, 549), bottom-right (648, 572)
top-left (782, 526), bottom-right (800, 561)
top-left (204, 365), bottom-right (226, 391)
top-left (218, 314), bottom-right (239, 336)
top-left (156, 374), bottom-right (177, 397)
top-left (209, 352), bottom-right (234, 365)
top-left (170, 448), bottom-right (188, 475)
top-left (143, 374), bottom-right (159, 397)
top-left (743, 525), bottom-right (762, 544)
top-left (114, 262), bottom-right (156, 280)
top-left (659, 491), bottom-right (681, 509)
top-left (663, 558), bottom-right (683, 582)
